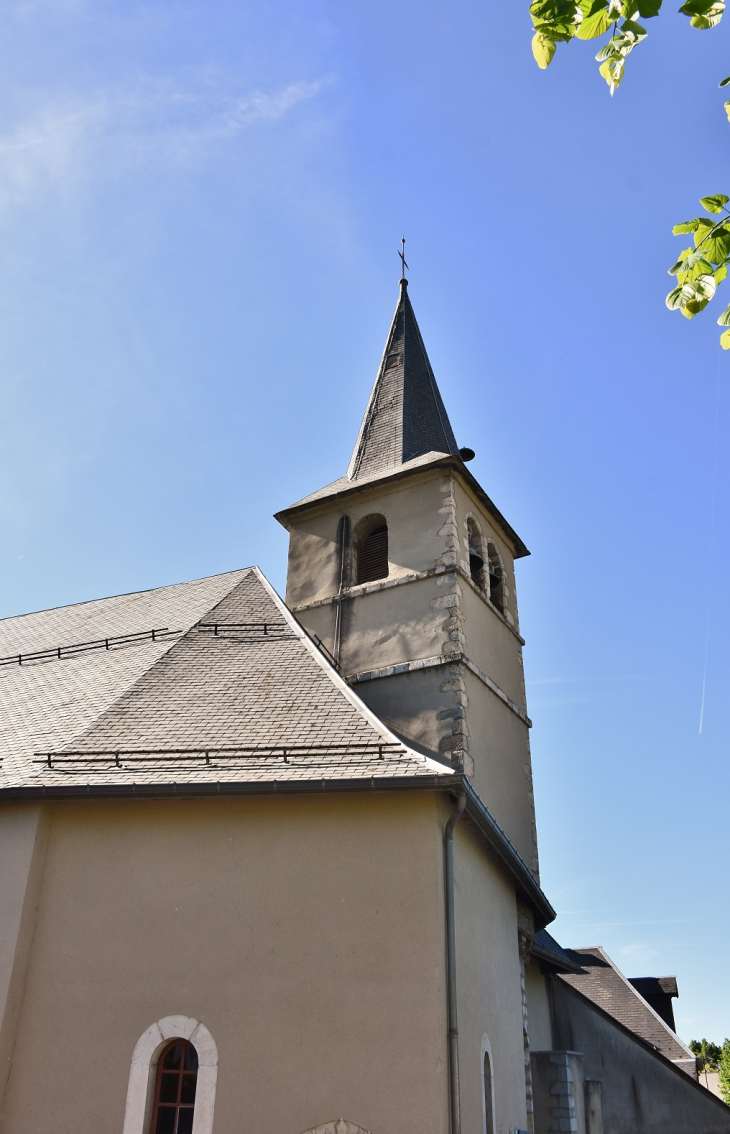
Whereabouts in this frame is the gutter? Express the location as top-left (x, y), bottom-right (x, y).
top-left (444, 791), bottom-right (466, 1134)
top-left (0, 773), bottom-right (554, 928)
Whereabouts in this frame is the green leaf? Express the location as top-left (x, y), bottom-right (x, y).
top-left (681, 298), bottom-right (709, 317)
top-left (636, 0), bottom-right (662, 14)
top-left (719, 75), bottom-right (730, 85)
top-left (532, 31), bottom-right (557, 65)
top-left (700, 193), bottom-right (729, 213)
top-left (599, 55), bottom-right (625, 90)
top-left (621, 17), bottom-right (648, 31)
top-left (577, 5), bottom-right (613, 34)
top-left (702, 226), bottom-right (730, 262)
top-left (694, 217), bottom-right (718, 248)
top-left (724, 99), bottom-right (730, 122)
top-left (672, 218), bottom-right (702, 234)
top-left (716, 303), bottom-right (730, 324)
top-left (715, 262), bottom-right (728, 283)
top-left (668, 246), bottom-right (695, 274)
top-left (690, 257), bottom-right (715, 278)
top-left (721, 328), bottom-right (730, 348)
top-left (694, 272), bottom-right (717, 298)
top-left (666, 282), bottom-right (696, 308)
top-left (671, 250), bottom-right (715, 280)
top-left (621, 0), bottom-right (639, 16)
top-left (690, 4), bottom-right (724, 27)
top-left (679, 0), bottom-right (716, 15)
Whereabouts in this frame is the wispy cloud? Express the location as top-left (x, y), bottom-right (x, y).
top-left (0, 77), bottom-right (329, 214)
top-left (617, 943), bottom-right (659, 965)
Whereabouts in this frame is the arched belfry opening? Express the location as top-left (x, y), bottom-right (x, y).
top-left (467, 518), bottom-right (486, 590)
top-left (354, 514), bottom-right (389, 585)
top-left (487, 542), bottom-right (504, 614)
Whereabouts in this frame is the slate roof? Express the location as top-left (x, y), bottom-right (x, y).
top-left (0, 567), bottom-right (451, 792)
top-left (559, 946), bottom-right (695, 1069)
top-left (532, 928), bottom-right (583, 973)
top-left (629, 976), bottom-right (679, 999)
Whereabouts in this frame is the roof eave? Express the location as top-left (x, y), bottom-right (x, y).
top-left (0, 772), bottom-right (553, 927)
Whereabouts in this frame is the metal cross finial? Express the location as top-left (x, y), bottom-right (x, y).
top-left (398, 236), bottom-right (409, 281)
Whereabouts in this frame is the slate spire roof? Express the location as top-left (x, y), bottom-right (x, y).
top-left (347, 280), bottom-right (460, 481)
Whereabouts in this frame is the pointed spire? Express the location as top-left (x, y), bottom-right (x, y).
top-left (347, 280), bottom-right (460, 482)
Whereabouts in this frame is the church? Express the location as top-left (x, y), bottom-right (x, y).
top-left (0, 278), bottom-right (727, 1134)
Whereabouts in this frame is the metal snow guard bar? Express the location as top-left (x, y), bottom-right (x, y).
top-left (196, 622), bottom-right (289, 636)
top-left (0, 627), bottom-right (179, 668)
top-left (196, 621), bottom-right (342, 673)
top-left (34, 741), bottom-right (406, 769)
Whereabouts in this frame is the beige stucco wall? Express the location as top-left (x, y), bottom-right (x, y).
top-left (0, 806), bottom-right (48, 1116)
top-left (1, 793), bottom-right (453, 1134)
top-left (338, 577), bottom-right (448, 678)
top-left (352, 667), bottom-right (453, 758)
top-left (285, 470), bottom-right (449, 610)
top-left (457, 582), bottom-right (526, 713)
top-left (461, 668), bottom-right (537, 872)
top-left (524, 960), bottom-right (553, 1053)
top-left (452, 811), bottom-right (529, 1134)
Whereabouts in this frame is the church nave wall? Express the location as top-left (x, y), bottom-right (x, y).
top-left (0, 793), bottom-right (450, 1134)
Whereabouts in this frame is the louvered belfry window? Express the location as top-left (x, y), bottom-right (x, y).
top-left (356, 521), bottom-right (389, 584)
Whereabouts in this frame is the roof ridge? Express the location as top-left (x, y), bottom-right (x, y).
top-left (591, 945), bottom-right (694, 1057)
top-left (0, 567), bottom-right (253, 626)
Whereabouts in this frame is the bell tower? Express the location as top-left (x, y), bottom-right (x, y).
top-left (275, 279), bottom-right (539, 875)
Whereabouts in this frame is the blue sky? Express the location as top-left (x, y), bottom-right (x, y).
top-left (1, 0), bottom-right (728, 1041)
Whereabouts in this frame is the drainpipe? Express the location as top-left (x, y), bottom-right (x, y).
top-left (444, 790), bottom-right (467, 1134)
top-left (333, 515), bottom-right (350, 667)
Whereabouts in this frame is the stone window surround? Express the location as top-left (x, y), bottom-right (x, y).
top-left (123, 1015), bottom-right (218, 1134)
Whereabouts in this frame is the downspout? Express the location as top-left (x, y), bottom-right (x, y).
top-left (333, 515), bottom-right (350, 667)
top-left (444, 790), bottom-right (467, 1134)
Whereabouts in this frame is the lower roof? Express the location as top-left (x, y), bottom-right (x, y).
top-left (558, 946), bottom-right (694, 1067)
top-left (0, 567), bottom-right (447, 792)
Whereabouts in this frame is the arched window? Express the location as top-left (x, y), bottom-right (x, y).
top-left (354, 514), bottom-right (389, 585)
top-left (467, 518), bottom-right (485, 590)
top-left (123, 1015), bottom-right (217, 1134)
top-left (483, 1050), bottom-right (495, 1134)
top-left (150, 1039), bottom-right (198, 1134)
top-left (487, 542), bottom-right (504, 615)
